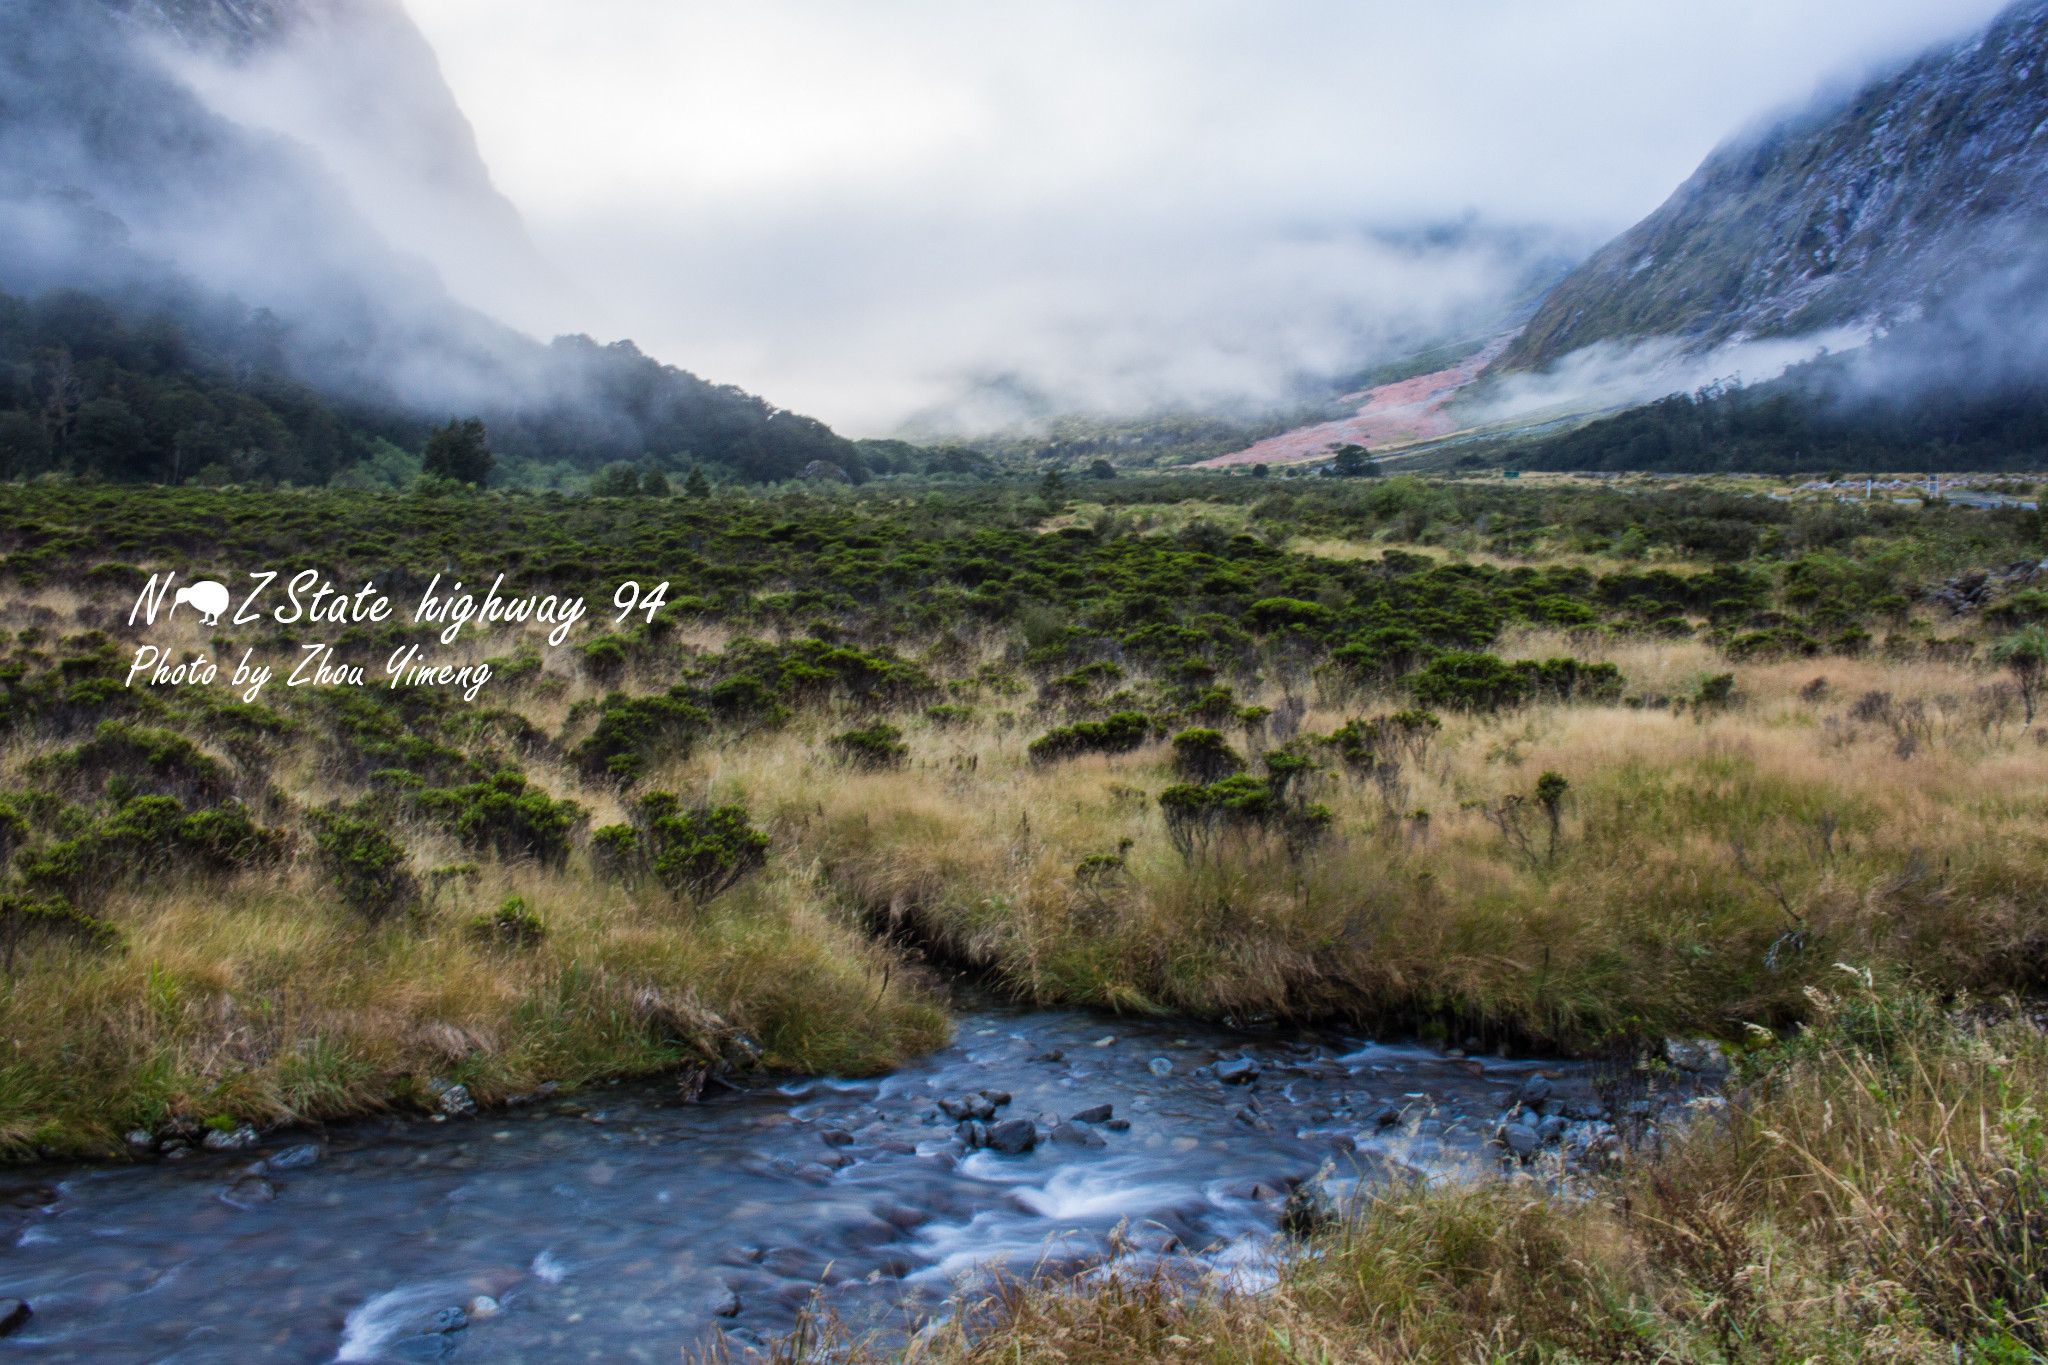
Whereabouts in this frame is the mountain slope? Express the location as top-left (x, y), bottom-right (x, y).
top-left (1498, 0), bottom-right (2048, 373)
top-left (115, 0), bottom-right (579, 336)
top-left (0, 0), bottom-right (864, 485)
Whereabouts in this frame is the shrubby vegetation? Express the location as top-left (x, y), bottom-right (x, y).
top-left (0, 471), bottom-right (2038, 1157)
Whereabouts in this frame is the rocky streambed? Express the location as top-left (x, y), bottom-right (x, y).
top-left (0, 1010), bottom-right (1728, 1363)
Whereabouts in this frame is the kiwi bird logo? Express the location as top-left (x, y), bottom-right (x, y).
top-left (174, 580), bottom-right (231, 626)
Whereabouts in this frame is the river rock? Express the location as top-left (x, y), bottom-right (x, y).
top-left (1028, 1049), bottom-right (1065, 1063)
top-left (706, 1288), bottom-right (742, 1318)
top-left (220, 1177), bottom-right (277, 1208)
top-left (1103, 1118), bottom-right (1131, 1131)
top-left (202, 1125), bottom-right (260, 1152)
top-left (1281, 1166), bottom-right (1338, 1236)
top-left (266, 1144), bottom-right (321, 1171)
top-left (433, 1306), bottom-right (468, 1333)
top-left (979, 1090), bottom-right (1011, 1107)
top-left (0, 1300), bottom-right (28, 1337)
top-left (1517, 1076), bottom-right (1553, 1104)
top-left (938, 1095), bottom-right (996, 1121)
top-left (1368, 1103), bottom-right (1401, 1128)
top-left (1050, 1121), bottom-right (1106, 1148)
top-left (819, 1128), bottom-right (856, 1148)
top-left (1664, 1037), bottom-right (1732, 1074)
top-left (468, 1296), bottom-right (500, 1318)
top-left (1214, 1057), bottom-right (1259, 1084)
top-left (426, 1079), bottom-right (477, 1117)
top-left (984, 1118), bottom-right (1037, 1154)
top-left (1233, 1106), bottom-right (1272, 1131)
top-left (1499, 1122), bottom-right (1539, 1158)
top-left (124, 1130), bottom-right (154, 1152)
top-left (1070, 1103), bottom-right (1112, 1124)
top-left (1147, 1057), bottom-right (1173, 1076)
top-left (1536, 1115), bottom-right (1568, 1146)
top-left (954, 1120), bottom-right (987, 1149)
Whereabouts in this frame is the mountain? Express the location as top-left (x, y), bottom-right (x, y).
top-left (1497, 0), bottom-right (2048, 375)
top-left (111, 0), bottom-right (578, 336)
top-left (0, 0), bottom-right (865, 485)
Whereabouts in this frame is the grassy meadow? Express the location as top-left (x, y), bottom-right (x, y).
top-left (0, 474), bottom-right (2042, 1165)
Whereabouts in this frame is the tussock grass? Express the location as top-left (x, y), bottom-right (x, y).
top-left (0, 861), bottom-right (944, 1153)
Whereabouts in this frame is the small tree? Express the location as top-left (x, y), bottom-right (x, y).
top-left (1993, 625), bottom-right (2048, 725)
top-left (1040, 468), bottom-right (1067, 503)
top-left (1088, 459), bottom-right (1115, 480)
top-left (641, 468), bottom-right (672, 497)
top-left (1331, 443), bottom-right (1371, 477)
top-left (421, 417), bottom-right (492, 486)
top-left (684, 466), bottom-right (711, 498)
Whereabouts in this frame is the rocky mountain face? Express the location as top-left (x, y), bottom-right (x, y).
top-left (1497, 0), bottom-right (2048, 374)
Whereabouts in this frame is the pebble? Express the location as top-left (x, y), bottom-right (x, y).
top-left (1147, 1058), bottom-right (1173, 1076)
top-left (468, 1296), bottom-right (500, 1319)
top-left (124, 1130), bottom-right (154, 1152)
top-left (819, 1129), bottom-right (856, 1148)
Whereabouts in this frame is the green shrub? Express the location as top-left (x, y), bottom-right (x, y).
top-left (570, 686), bottom-right (711, 781)
top-left (309, 812), bottom-right (418, 921)
top-left (632, 793), bottom-right (769, 904)
top-left (0, 892), bottom-right (117, 971)
top-left (469, 895), bottom-right (546, 947)
top-left (1157, 773), bottom-right (1330, 861)
top-left (416, 770), bottom-right (583, 867)
top-left (1408, 652), bottom-right (1530, 711)
top-left (830, 724), bottom-right (909, 770)
top-left (1170, 728), bottom-right (1243, 782)
top-left (925, 703), bottom-right (974, 726)
top-left (1027, 711), bottom-right (1151, 763)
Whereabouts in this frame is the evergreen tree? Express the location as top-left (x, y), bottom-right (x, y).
top-left (1040, 468), bottom-right (1067, 502)
top-left (422, 418), bottom-right (493, 486)
top-left (684, 466), bottom-right (711, 498)
top-left (1088, 459), bottom-right (1115, 480)
top-left (641, 468), bottom-right (672, 497)
top-left (1332, 443), bottom-right (1371, 477)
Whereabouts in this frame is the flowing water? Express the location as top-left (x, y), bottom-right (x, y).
top-left (0, 1009), bottom-right (1600, 1363)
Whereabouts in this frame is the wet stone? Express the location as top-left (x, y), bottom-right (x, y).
top-left (1070, 1104), bottom-right (1113, 1124)
top-left (1050, 1121), bottom-right (1106, 1148)
top-left (202, 1125), bottom-right (260, 1152)
top-left (984, 1118), bottom-right (1037, 1154)
top-left (1148, 1058), bottom-right (1174, 1076)
top-left (1517, 1076), bottom-right (1553, 1105)
top-left (707, 1288), bottom-right (742, 1318)
top-left (1214, 1057), bottom-right (1260, 1084)
top-left (0, 1300), bottom-right (28, 1337)
top-left (265, 1144), bottom-right (321, 1171)
top-left (819, 1129), bottom-right (856, 1148)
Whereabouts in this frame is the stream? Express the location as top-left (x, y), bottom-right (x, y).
top-left (0, 1009), bottom-right (1613, 1364)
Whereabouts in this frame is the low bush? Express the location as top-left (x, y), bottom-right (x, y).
top-left (609, 793), bottom-right (770, 904)
top-left (1027, 711), bottom-right (1151, 763)
top-left (1169, 728), bottom-right (1242, 782)
top-left (309, 811), bottom-right (418, 921)
top-left (830, 724), bottom-right (909, 770)
top-left (415, 770), bottom-right (583, 867)
top-left (468, 895), bottom-right (546, 947)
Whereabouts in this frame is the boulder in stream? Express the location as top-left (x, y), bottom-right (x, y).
top-left (1070, 1104), bottom-right (1112, 1124)
top-left (0, 1300), bottom-right (28, 1338)
top-left (984, 1118), bottom-right (1037, 1154)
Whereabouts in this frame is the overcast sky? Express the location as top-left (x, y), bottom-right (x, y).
top-left (404, 0), bottom-right (2011, 434)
